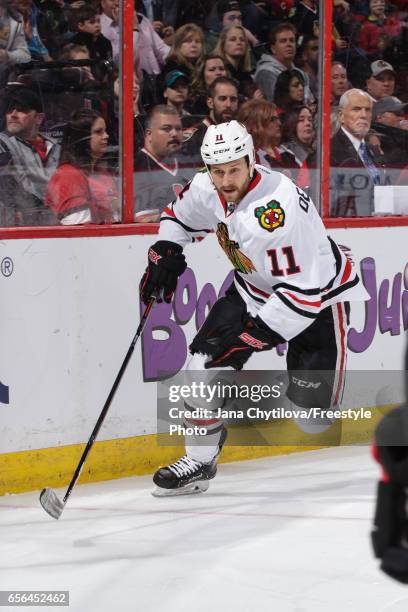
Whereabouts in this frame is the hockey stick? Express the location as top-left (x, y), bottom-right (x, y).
top-left (39, 297), bottom-right (156, 519)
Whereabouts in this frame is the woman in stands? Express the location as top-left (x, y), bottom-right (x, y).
top-left (161, 23), bottom-right (205, 80)
top-left (237, 99), bottom-right (298, 179)
top-left (214, 24), bottom-right (253, 95)
top-left (274, 69), bottom-right (306, 114)
top-left (281, 105), bottom-right (316, 165)
top-left (187, 53), bottom-right (228, 114)
top-left (45, 109), bottom-right (119, 224)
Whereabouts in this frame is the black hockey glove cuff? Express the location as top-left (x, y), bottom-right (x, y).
top-left (140, 240), bottom-right (187, 305)
top-left (371, 406), bottom-right (408, 584)
top-left (204, 315), bottom-right (285, 370)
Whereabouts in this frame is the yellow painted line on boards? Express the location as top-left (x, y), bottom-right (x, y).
top-left (0, 404), bottom-right (397, 495)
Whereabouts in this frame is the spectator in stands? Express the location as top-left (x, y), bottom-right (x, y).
top-left (237, 98), bottom-right (298, 177)
top-left (149, 23), bottom-right (174, 49)
top-left (254, 22), bottom-right (311, 103)
top-left (213, 24), bottom-right (253, 95)
top-left (70, 4), bottom-right (113, 81)
top-left (0, 0), bottom-right (30, 87)
top-left (330, 88), bottom-right (385, 216)
top-left (274, 69), bottom-right (306, 113)
top-left (145, 0), bottom-right (179, 29)
top-left (12, 0), bottom-right (52, 61)
top-left (162, 22), bottom-right (204, 80)
top-left (239, 0), bottom-right (266, 43)
top-left (0, 86), bottom-right (60, 226)
top-left (281, 105), bottom-right (316, 164)
top-left (366, 59), bottom-right (396, 101)
top-left (35, 0), bottom-right (73, 58)
top-left (45, 108), bottom-right (119, 224)
top-left (113, 68), bottom-right (145, 150)
top-left (174, 0), bottom-right (210, 29)
top-left (358, 0), bottom-right (402, 58)
top-left (206, 75), bottom-right (239, 124)
top-left (101, 0), bottom-right (159, 73)
top-left (371, 96), bottom-right (408, 169)
top-left (59, 43), bottom-right (95, 84)
top-left (182, 75), bottom-right (239, 157)
top-left (206, 0), bottom-right (258, 51)
top-left (100, 0), bottom-right (120, 62)
top-left (99, 0), bottom-right (120, 61)
top-left (289, 0), bottom-right (318, 37)
top-left (297, 35), bottom-right (319, 99)
top-left (187, 52), bottom-right (227, 114)
top-left (331, 61), bottom-right (349, 134)
top-left (135, 6), bottom-right (170, 75)
top-left (134, 104), bottom-right (194, 222)
top-left (331, 61), bottom-right (348, 104)
top-left (162, 69), bottom-right (190, 116)
top-left (56, 43), bottom-right (109, 120)
top-left (138, 0), bottom-right (175, 44)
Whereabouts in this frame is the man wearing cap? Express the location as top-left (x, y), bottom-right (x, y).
top-left (366, 60), bottom-right (396, 101)
top-left (0, 87), bottom-right (60, 226)
top-left (163, 70), bottom-right (190, 116)
top-left (134, 104), bottom-right (195, 222)
top-left (371, 96), bottom-right (408, 170)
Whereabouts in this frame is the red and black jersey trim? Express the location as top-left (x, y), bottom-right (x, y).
top-left (161, 214), bottom-right (212, 234)
top-left (274, 292), bottom-right (319, 319)
top-left (321, 276), bottom-right (360, 303)
top-left (234, 272), bottom-right (268, 304)
top-left (273, 281), bottom-right (321, 295)
top-left (322, 237), bottom-right (344, 292)
top-left (236, 272), bottom-right (318, 318)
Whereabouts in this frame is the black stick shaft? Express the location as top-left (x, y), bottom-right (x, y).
top-left (62, 298), bottom-right (156, 503)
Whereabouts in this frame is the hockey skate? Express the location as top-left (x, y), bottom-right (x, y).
top-left (152, 427), bottom-right (227, 497)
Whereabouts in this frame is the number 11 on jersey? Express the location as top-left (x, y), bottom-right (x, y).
top-left (267, 246), bottom-right (301, 276)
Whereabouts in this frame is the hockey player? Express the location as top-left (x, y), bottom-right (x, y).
top-left (371, 343), bottom-right (408, 582)
top-left (140, 120), bottom-right (368, 496)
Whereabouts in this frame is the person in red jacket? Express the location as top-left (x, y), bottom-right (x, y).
top-left (45, 108), bottom-right (119, 224)
top-left (358, 0), bottom-right (402, 57)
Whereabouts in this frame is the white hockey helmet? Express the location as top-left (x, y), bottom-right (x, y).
top-left (200, 120), bottom-right (255, 177)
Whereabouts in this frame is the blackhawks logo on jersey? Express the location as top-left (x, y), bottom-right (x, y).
top-left (254, 200), bottom-right (285, 233)
top-left (216, 222), bottom-right (256, 274)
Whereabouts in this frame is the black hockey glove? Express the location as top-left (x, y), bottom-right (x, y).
top-left (140, 240), bottom-right (187, 305)
top-left (204, 315), bottom-right (285, 370)
top-left (371, 405), bottom-right (408, 584)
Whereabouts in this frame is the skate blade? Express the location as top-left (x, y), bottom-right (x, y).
top-left (39, 488), bottom-right (65, 519)
top-left (152, 480), bottom-right (210, 497)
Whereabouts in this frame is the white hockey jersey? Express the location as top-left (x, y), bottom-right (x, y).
top-left (159, 164), bottom-right (369, 341)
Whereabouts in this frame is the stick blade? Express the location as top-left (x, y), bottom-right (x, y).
top-left (39, 488), bottom-right (65, 520)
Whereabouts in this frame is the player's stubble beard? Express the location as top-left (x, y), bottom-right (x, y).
top-left (220, 174), bottom-right (252, 207)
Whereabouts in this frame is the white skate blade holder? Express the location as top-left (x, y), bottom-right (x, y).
top-left (152, 480), bottom-right (210, 497)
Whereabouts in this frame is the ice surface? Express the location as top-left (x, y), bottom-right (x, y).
top-left (1, 446), bottom-right (407, 612)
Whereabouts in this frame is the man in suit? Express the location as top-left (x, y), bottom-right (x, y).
top-left (330, 88), bottom-right (385, 216)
